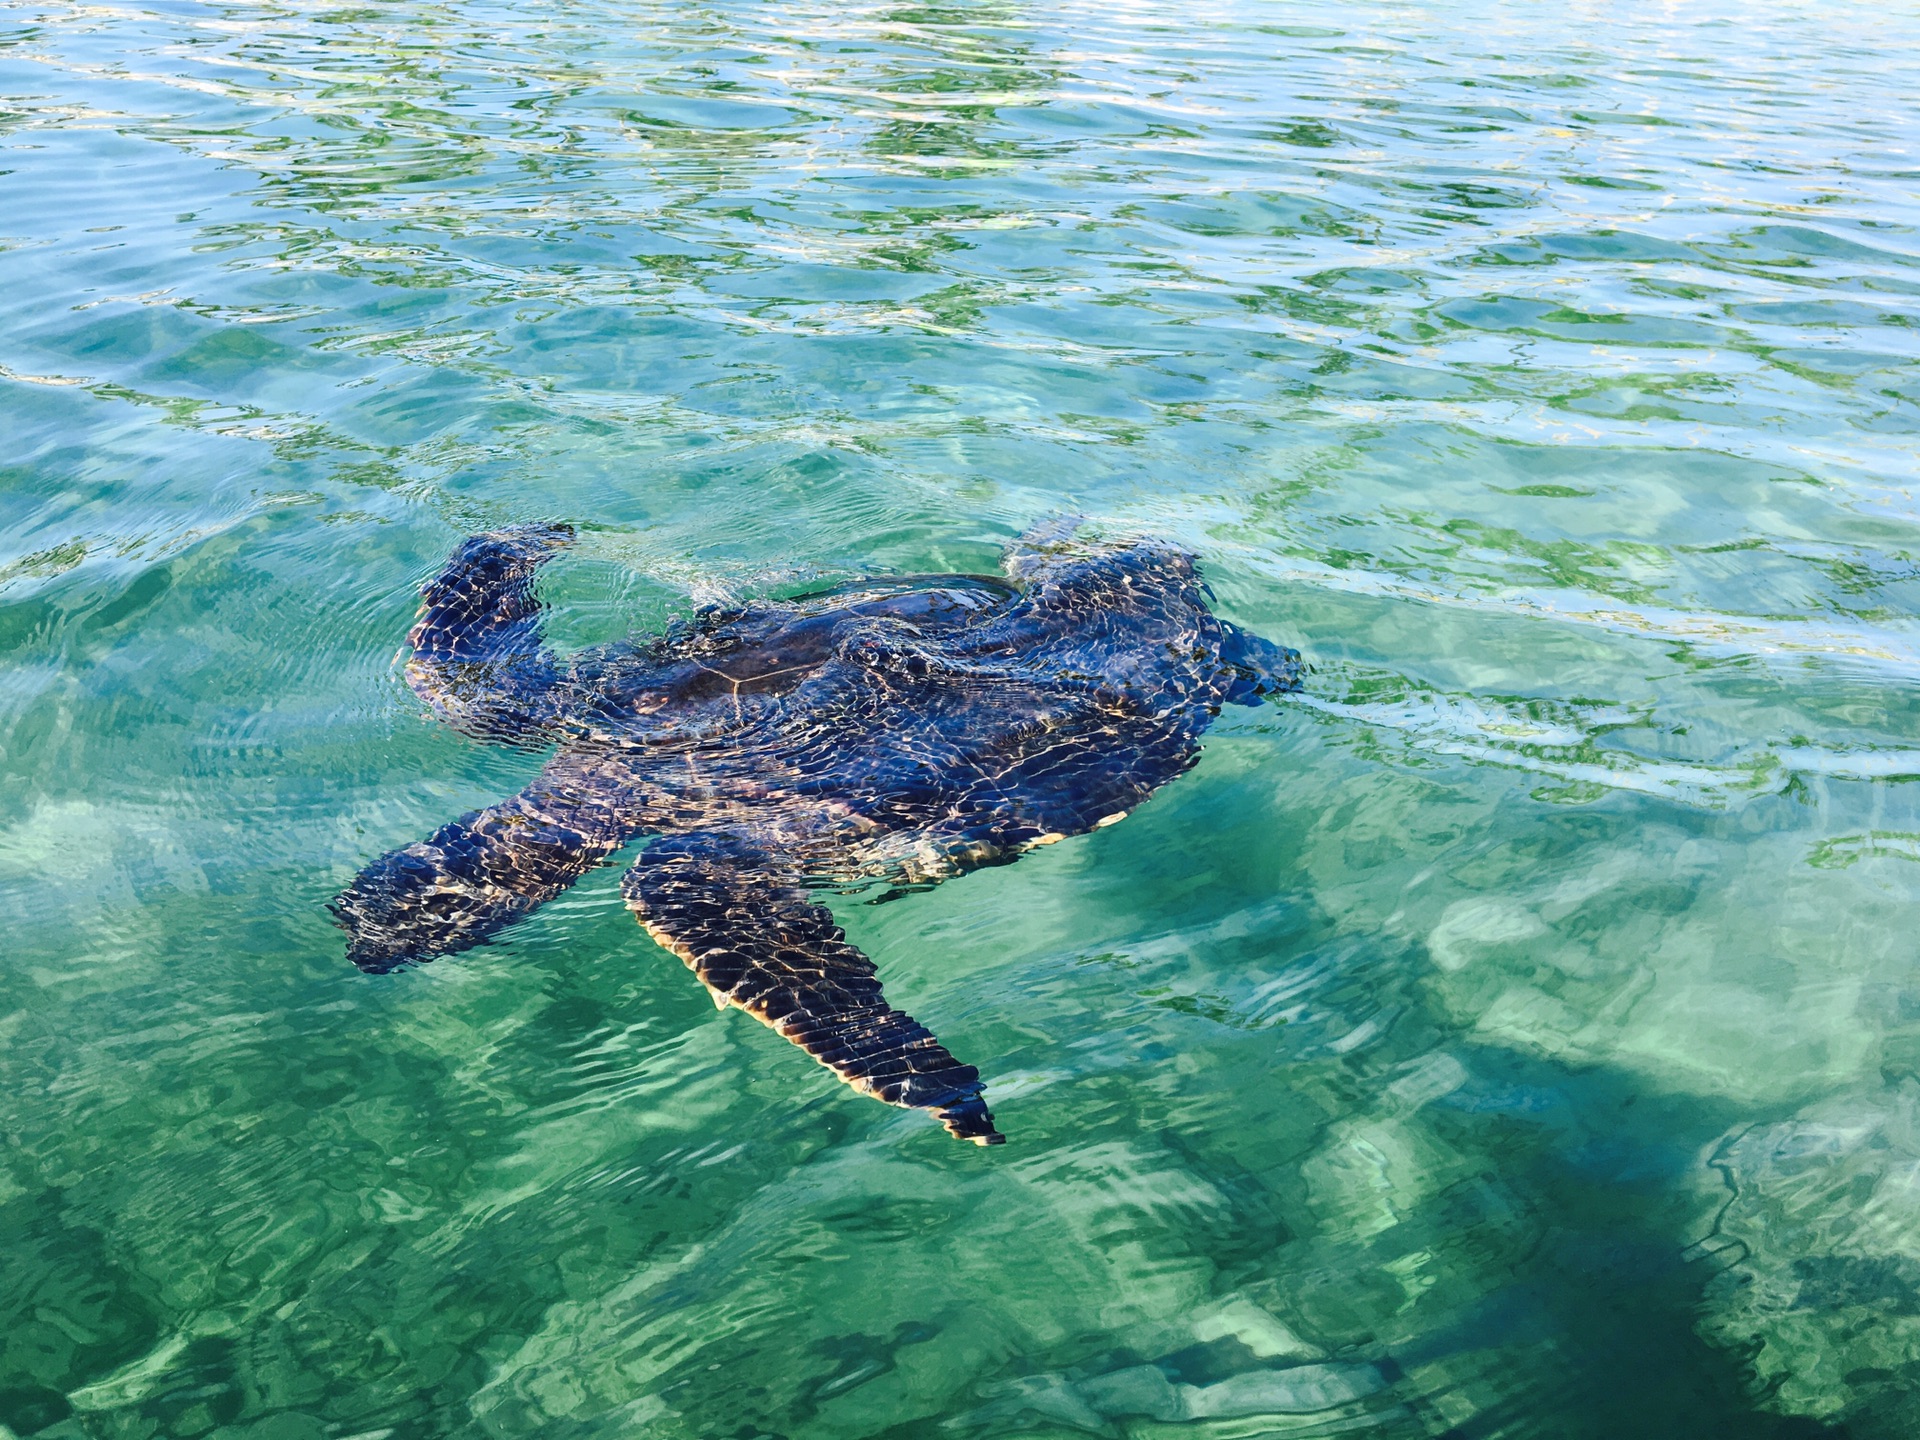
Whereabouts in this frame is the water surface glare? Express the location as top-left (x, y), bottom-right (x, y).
top-left (3, 0), bottom-right (1920, 1434)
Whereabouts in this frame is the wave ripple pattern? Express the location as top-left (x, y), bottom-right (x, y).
top-left (1, 0), bottom-right (1918, 1437)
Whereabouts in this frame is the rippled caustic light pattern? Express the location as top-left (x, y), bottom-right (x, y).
top-left (2, 0), bottom-right (1920, 1435)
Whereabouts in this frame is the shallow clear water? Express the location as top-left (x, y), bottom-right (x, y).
top-left (4, 0), bottom-right (1920, 1434)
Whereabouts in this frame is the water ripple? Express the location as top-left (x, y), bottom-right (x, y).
top-left (4, 0), bottom-right (1920, 1436)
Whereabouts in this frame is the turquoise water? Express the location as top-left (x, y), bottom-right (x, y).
top-left (4, 0), bottom-right (1920, 1432)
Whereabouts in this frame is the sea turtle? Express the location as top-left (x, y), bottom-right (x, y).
top-left (331, 523), bottom-right (1301, 1144)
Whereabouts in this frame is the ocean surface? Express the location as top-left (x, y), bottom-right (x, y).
top-left (4, 0), bottom-right (1920, 1435)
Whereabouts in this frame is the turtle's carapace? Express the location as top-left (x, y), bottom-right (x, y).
top-left (330, 523), bottom-right (1302, 1144)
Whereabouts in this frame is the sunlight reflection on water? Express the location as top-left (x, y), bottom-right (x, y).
top-left (3, 0), bottom-right (1920, 1434)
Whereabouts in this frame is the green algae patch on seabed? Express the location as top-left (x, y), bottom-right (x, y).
top-left (3, 0), bottom-right (1920, 1436)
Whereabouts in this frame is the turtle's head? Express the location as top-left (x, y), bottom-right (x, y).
top-left (1218, 622), bottom-right (1303, 705)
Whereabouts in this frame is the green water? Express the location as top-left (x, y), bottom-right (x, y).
top-left (4, 0), bottom-right (1920, 1434)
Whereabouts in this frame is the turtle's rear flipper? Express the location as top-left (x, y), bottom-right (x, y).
top-left (407, 524), bottom-right (575, 744)
top-left (623, 833), bottom-right (1004, 1145)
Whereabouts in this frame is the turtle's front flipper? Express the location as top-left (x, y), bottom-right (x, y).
top-left (623, 833), bottom-right (1004, 1145)
top-left (407, 524), bottom-right (574, 744)
top-left (332, 774), bottom-right (629, 973)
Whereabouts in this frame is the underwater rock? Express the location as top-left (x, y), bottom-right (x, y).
top-left (1698, 1080), bottom-right (1920, 1434)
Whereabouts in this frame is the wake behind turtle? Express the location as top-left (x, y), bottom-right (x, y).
top-left (331, 524), bottom-right (1302, 1143)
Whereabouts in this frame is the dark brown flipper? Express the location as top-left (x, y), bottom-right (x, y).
top-left (331, 777), bottom-right (629, 973)
top-left (406, 523), bottom-right (575, 744)
top-left (622, 833), bottom-right (1004, 1145)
